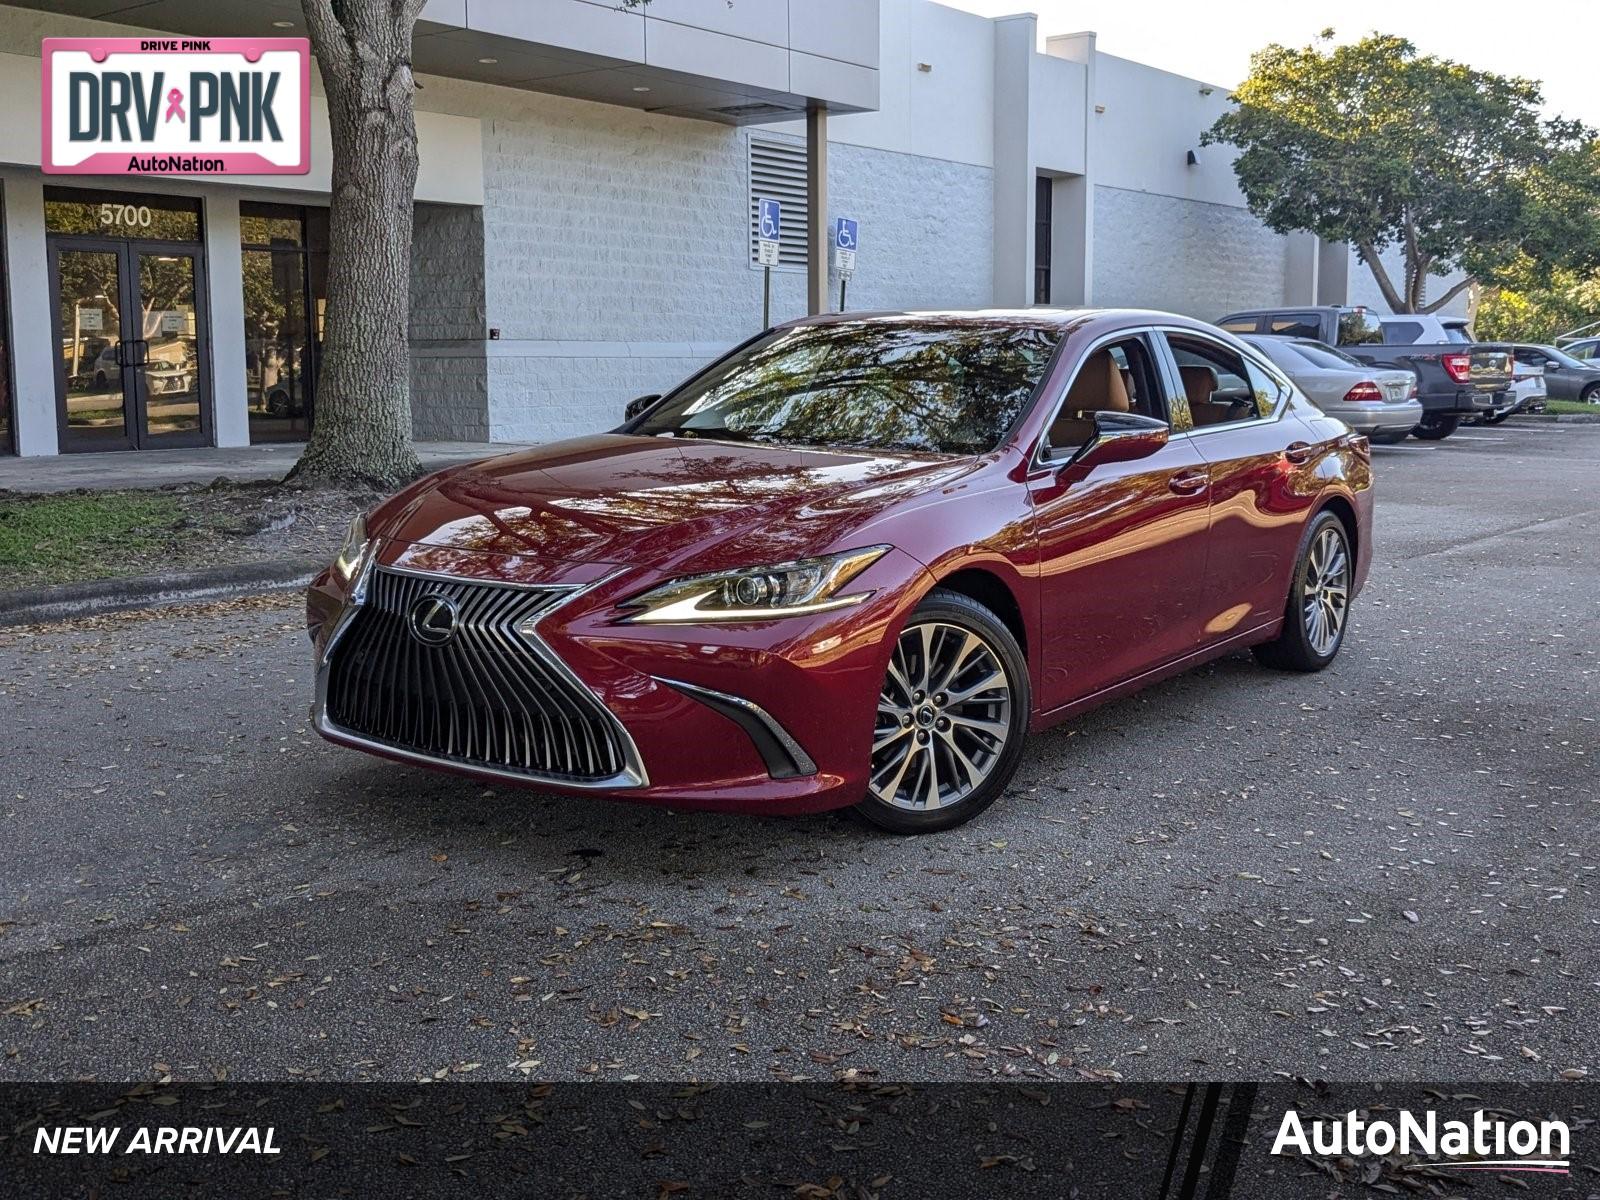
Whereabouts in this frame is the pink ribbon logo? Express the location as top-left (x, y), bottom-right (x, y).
top-left (164, 87), bottom-right (185, 123)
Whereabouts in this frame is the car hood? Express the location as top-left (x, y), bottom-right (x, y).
top-left (380, 433), bottom-right (974, 574)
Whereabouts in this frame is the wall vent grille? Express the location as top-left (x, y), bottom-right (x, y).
top-left (747, 137), bottom-right (808, 268)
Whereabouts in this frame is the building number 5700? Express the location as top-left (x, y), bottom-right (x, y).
top-left (100, 203), bottom-right (154, 229)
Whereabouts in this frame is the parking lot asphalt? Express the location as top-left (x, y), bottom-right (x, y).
top-left (1, 422), bottom-right (1595, 1085)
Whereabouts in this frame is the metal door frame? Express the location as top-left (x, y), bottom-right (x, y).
top-left (48, 234), bottom-right (214, 452)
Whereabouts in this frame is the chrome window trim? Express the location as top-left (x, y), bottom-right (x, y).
top-left (312, 557), bottom-right (649, 789)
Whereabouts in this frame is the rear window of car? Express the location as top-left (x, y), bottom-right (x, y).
top-left (1216, 316), bottom-right (1259, 333)
top-left (1288, 340), bottom-right (1363, 370)
top-left (1336, 309), bottom-right (1384, 345)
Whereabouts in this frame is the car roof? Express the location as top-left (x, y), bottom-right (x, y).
top-left (777, 307), bottom-right (1223, 337)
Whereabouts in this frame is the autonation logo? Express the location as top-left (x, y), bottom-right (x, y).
top-left (1272, 1108), bottom-right (1571, 1175)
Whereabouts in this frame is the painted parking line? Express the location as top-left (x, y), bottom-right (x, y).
top-left (1448, 435), bottom-right (1507, 442)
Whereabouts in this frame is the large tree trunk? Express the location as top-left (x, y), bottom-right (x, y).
top-left (289, 0), bottom-right (425, 489)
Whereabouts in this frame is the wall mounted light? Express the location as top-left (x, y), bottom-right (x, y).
top-left (1198, 85), bottom-right (1214, 96)
top-left (916, 62), bottom-right (932, 73)
top-left (1186, 149), bottom-right (1200, 166)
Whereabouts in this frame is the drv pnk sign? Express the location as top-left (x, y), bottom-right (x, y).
top-left (43, 38), bottom-right (310, 176)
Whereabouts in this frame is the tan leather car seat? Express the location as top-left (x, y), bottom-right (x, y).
top-left (1180, 364), bottom-right (1233, 426)
top-left (1048, 350), bottom-right (1130, 453)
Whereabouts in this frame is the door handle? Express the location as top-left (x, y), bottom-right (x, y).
top-left (1284, 442), bottom-right (1315, 464)
top-left (1168, 469), bottom-right (1209, 495)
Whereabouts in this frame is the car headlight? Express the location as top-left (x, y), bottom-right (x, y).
top-left (620, 546), bottom-right (891, 624)
top-left (332, 515), bottom-right (369, 584)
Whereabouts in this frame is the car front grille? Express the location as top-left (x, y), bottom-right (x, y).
top-left (322, 567), bottom-right (637, 784)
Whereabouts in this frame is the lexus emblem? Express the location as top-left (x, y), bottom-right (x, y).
top-left (407, 594), bottom-right (459, 646)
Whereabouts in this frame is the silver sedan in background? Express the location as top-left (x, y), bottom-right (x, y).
top-left (1241, 335), bottom-right (1424, 444)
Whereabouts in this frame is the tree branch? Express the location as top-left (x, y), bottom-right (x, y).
top-left (1358, 242), bottom-right (1406, 312)
top-left (301, 0), bottom-right (352, 83)
top-left (1421, 276), bottom-right (1477, 315)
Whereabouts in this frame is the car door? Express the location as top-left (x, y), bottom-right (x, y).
top-left (1156, 328), bottom-right (1321, 641)
top-left (1029, 330), bottom-right (1213, 713)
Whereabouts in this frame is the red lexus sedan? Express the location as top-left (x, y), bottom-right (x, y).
top-left (307, 309), bottom-right (1372, 832)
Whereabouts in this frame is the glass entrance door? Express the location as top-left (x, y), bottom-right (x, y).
top-left (53, 243), bottom-right (131, 450)
top-left (50, 238), bottom-right (210, 451)
top-left (135, 250), bottom-right (204, 442)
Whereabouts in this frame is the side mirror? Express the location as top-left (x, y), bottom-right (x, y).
top-left (1058, 412), bottom-right (1168, 481)
top-left (624, 393), bottom-right (662, 421)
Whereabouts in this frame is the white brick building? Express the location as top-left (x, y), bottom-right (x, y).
top-left (0, 0), bottom-right (1462, 458)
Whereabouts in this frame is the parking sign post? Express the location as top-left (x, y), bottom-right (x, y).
top-left (757, 197), bottom-right (781, 328)
top-left (834, 217), bottom-right (858, 311)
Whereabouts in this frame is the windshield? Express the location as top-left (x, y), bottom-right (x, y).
top-left (1289, 340), bottom-right (1364, 369)
top-left (634, 319), bottom-right (1063, 455)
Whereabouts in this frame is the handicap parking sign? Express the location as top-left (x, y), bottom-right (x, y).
top-left (835, 217), bottom-right (858, 251)
top-left (758, 197), bottom-right (781, 241)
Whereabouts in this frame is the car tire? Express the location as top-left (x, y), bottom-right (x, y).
top-left (1412, 414), bottom-right (1459, 440)
top-left (1252, 511), bottom-right (1353, 673)
top-left (1368, 430), bottom-right (1411, 445)
top-left (854, 589), bottom-right (1030, 834)
top-left (1583, 383), bottom-right (1600, 405)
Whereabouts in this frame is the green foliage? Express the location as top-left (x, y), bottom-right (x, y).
top-left (0, 493), bottom-right (181, 586)
top-left (1203, 33), bottom-right (1600, 313)
top-left (1476, 257), bottom-right (1600, 342)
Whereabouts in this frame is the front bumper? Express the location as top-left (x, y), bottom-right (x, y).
top-left (307, 539), bottom-right (931, 815)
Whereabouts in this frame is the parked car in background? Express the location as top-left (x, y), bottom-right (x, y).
top-left (1376, 313), bottom-right (1473, 346)
top-left (1240, 334), bottom-right (1422, 444)
top-left (306, 309), bottom-right (1374, 833)
top-left (1484, 356), bottom-right (1547, 424)
top-left (1557, 336), bottom-right (1600, 362)
top-left (1216, 305), bottom-right (1512, 441)
top-left (1508, 344), bottom-right (1600, 404)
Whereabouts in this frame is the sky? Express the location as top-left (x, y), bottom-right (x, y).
top-left (939, 0), bottom-right (1600, 127)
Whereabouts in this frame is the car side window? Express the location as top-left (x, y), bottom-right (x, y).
top-left (1268, 314), bottom-right (1320, 339)
top-left (1041, 334), bottom-right (1166, 460)
top-left (1383, 321), bottom-right (1425, 345)
top-left (1243, 359), bottom-right (1286, 417)
top-left (1217, 317), bottom-right (1259, 334)
top-left (1165, 334), bottom-right (1276, 430)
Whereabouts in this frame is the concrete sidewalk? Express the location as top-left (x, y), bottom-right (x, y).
top-left (0, 440), bottom-right (526, 494)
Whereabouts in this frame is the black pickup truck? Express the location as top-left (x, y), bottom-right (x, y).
top-left (1215, 306), bottom-right (1512, 440)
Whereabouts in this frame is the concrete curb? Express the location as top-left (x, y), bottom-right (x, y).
top-left (1507, 412), bottom-right (1600, 425)
top-left (0, 558), bottom-right (321, 628)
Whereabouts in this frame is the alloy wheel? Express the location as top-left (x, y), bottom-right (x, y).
top-left (1302, 525), bottom-right (1350, 657)
top-left (870, 621), bottom-right (1012, 811)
